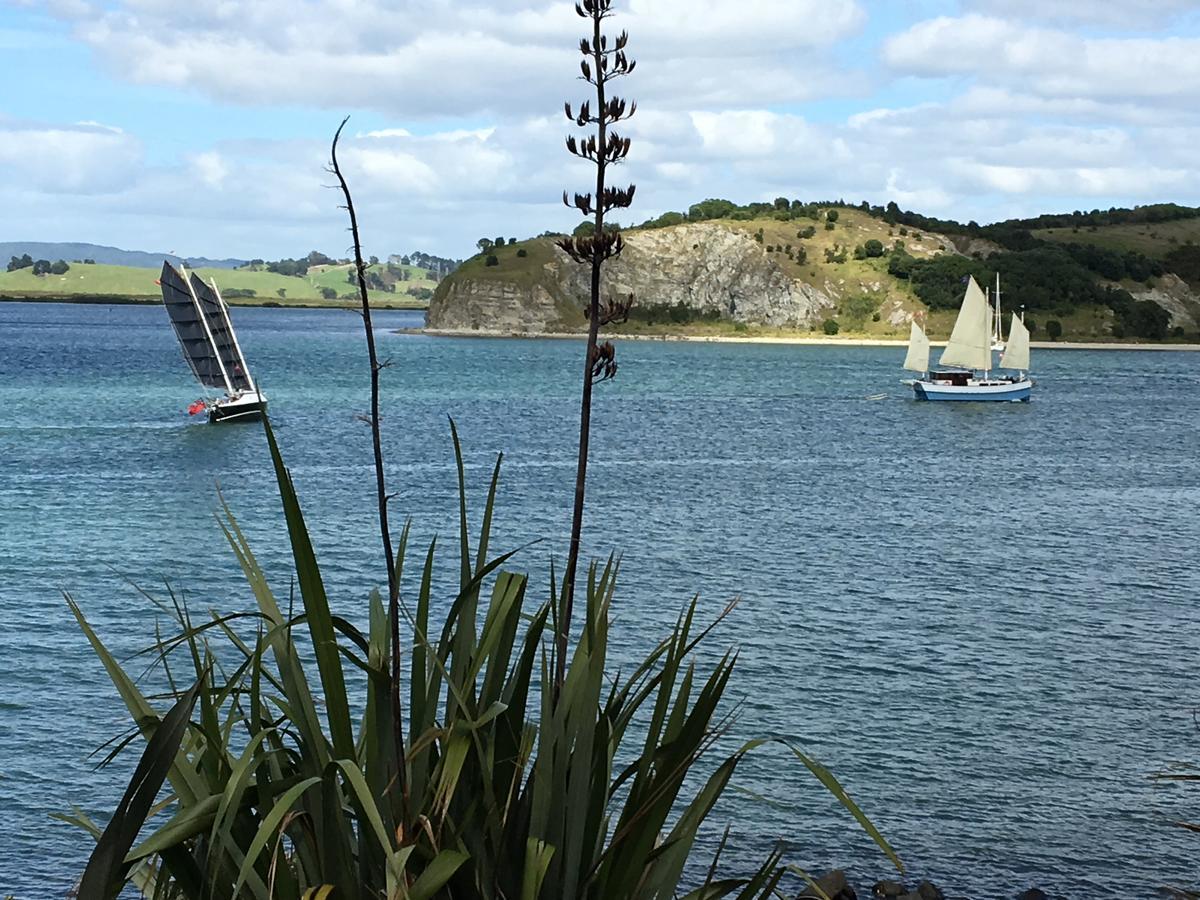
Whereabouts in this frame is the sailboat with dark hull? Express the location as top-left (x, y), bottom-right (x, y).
top-left (159, 261), bottom-right (266, 423)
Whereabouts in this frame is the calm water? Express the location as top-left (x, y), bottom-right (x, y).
top-left (2, 301), bottom-right (1199, 897)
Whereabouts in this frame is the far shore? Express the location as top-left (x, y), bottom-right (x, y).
top-left (418, 327), bottom-right (1200, 352)
top-left (0, 294), bottom-right (428, 312)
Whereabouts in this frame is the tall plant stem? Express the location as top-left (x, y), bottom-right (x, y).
top-left (557, 10), bottom-right (609, 692)
top-left (330, 117), bottom-right (407, 800)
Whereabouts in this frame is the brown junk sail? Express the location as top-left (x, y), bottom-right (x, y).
top-left (159, 261), bottom-right (230, 391)
top-left (190, 273), bottom-right (254, 393)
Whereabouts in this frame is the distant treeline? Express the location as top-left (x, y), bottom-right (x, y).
top-left (241, 249), bottom-right (460, 279)
top-left (887, 249), bottom-right (1170, 339)
top-left (6, 254), bottom-right (76, 275)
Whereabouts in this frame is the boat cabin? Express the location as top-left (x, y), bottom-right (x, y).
top-left (929, 370), bottom-right (971, 386)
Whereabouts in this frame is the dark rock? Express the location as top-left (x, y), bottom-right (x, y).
top-left (917, 881), bottom-right (945, 900)
top-left (799, 869), bottom-right (856, 900)
top-left (872, 881), bottom-right (907, 898)
top-left (1018, 890), bottom-right (1049, 900)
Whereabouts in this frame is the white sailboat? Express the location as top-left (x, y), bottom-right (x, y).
top-left (907, 275), bottom-right (1033, 402)
top-left (159, 261), bottom-right (267, 423)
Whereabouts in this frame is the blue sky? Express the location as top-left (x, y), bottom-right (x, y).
top-left (3, 0), bottom-right (1200, 259)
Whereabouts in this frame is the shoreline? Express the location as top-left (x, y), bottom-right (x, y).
top-left (418, 327), bottom-right (1200, 352)
top-left (0, 294), bottom-right (428, 312)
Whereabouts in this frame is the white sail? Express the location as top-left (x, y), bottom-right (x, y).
top-left (939, 276), bottom-right (992, 371)
top-left (903, 321), bottom-right (930, 372)
top-left (1000, 313), bottom-right (1030, 371)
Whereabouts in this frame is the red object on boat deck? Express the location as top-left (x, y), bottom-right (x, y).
top-left (187, 400), bottom-right (207, 416)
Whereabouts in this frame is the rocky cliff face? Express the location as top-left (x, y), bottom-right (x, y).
top-left (427, 223), bottom-right (834, 333)
top-left (426, 278), bottom-right (569, 333)
top-left (1128, 272), bottom-right (1200, 330)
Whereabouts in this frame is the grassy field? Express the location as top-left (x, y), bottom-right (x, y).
top-left (0, 261), bottom-right (432, 309)
top-left (1033, 218), bottom-right (1200, 259)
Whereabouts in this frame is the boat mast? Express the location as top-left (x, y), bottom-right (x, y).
top-left (210, 277), bottom-right (256, 393)
top-left (182, 263), bottom-right (234, 395)
top-left (994, 271), bottom-right (1002, 346)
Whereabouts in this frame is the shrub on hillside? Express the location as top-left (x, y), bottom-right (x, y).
top-left (517, 248), bottom-right (528, 257)
top-left (1046, 319), bottom-right (1063, 340)
top-left (485, 254), bottom-right (499, 267)
top-left (823, 318), bottom-right (840, 335)
top-left (864, 239), bottom-right (884, 258)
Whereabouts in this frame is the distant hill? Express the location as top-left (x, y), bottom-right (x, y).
top-left (431, 199), bottom-right (1200, 342)
top-left (0, 260), bottom-right (434, 310)
top-left (0, 242), bottom-right (246, 270)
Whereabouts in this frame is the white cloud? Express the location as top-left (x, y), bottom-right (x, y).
top-left (963, 0), bottom-right (1198, 27)
top-left (43, 0), bottom-right (861, 117)
top-left (883, 15), bottom-right (1200, 104)
top-left (0, 119), bottom-right (141, 192)
top-left (190, 151), bottom-right (229, 188)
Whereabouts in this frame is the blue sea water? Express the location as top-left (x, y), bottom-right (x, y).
top-left (1, 301), bottom-right (1199, 898)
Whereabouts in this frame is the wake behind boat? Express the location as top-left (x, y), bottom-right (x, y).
top-left (903, 275), bottom-right (1033, 402)
top-left (159, 261), bottom-right (267, 423)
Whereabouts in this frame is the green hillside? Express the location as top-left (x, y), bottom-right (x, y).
top-left (1033, 219), bottom-right (1200, 259)
top-left (0, 261), bottom-right (432, 309)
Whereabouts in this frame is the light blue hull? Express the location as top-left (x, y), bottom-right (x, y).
top-left (914, 379), bottom-right (1032, 402)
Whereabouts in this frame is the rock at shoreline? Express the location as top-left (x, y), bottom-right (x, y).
top-left (799, 869), bottom-right (856, 899)
top-left (1017, 890), bottom-right (1049, 900)
top-left (916, 881), bottom-right (945, 900)
top-left (427, 224), bottom-right (835, 334)
top-left (872, 880), bottom-right (908, 898)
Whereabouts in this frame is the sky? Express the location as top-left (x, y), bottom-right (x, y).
top-left (4, 0), bottom-right (1200, 260)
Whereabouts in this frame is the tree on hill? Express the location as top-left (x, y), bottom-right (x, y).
top-left (305, 250), bottom-right (334, 267)
top-left (476, 238), bottom-right (494, 254)
top-left (266, 257), bottom-right (309, 277)
top-left (32, 259), bottom-right (51, 276)
top-left (1164, 244), bottom-right (1200, 284)
top-left (6, 254), bottom-right (33, 272)
top-left (49, 260), bottom-right (70, 275)
top-left (687, 198), bottom-right (737, 221)
top-left (863, 239), bottom-right (884, 258)
top-left (823, 318), bottom-right (840, 335)
top-left (825, 209), bottom-right (839, 223)
top-left (642, 211), bottom-right (687, 229)
top-left (1046, 319), bottom-right (1063, 340)
top-left (369, 255), bottom-right (379, 266)
top-left (320, 287), bottom-right (338, 300)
